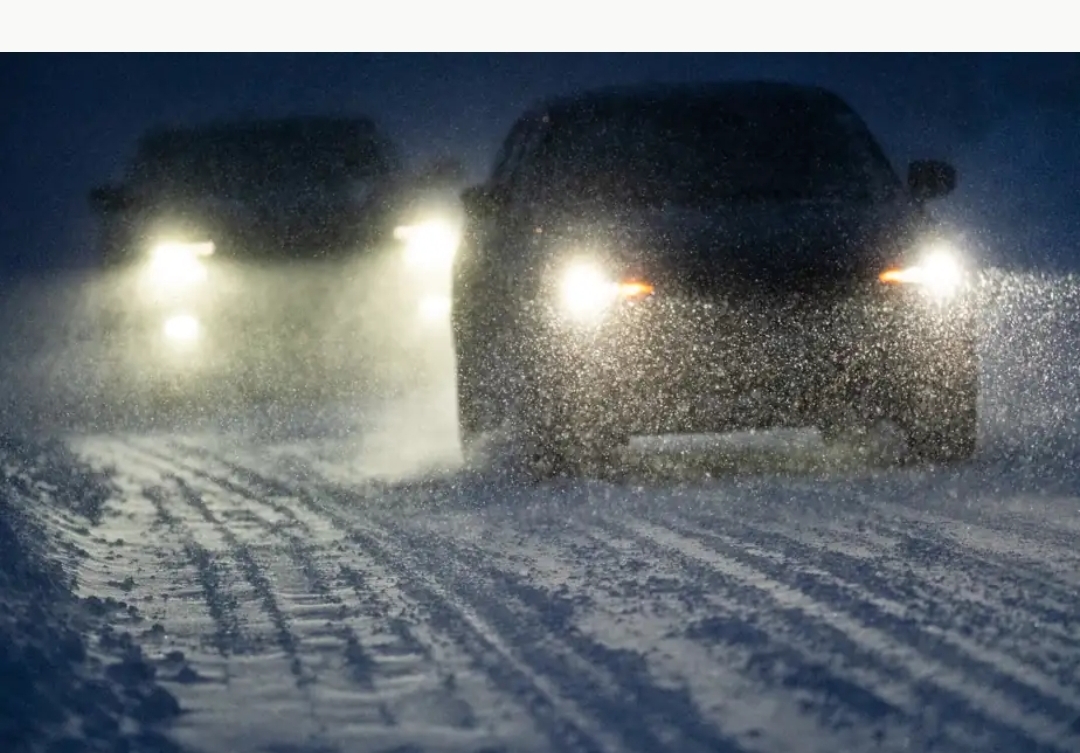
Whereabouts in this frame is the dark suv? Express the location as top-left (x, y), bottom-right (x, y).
top-left (87, 116), bottom-right (460, 402)
top-left (451, 81), bottom-right (978, 478)
top-left (91, 116), bottom-right (404, 265)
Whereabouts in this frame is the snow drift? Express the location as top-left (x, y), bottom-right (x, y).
top-left (0, 435), bottom-right (185, 753)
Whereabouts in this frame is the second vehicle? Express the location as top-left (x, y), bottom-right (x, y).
top-left (87, 116), bottom-right (462, 405)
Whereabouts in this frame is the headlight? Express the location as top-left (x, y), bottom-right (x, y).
top-left (162, 313), bottom-right (200, 343)
top-left (417, 294), bottom-right (451, 322)
top-left (557, 258), bottom-right (654, 322)
top-left (879, 243), bottom-right (965, 298)
top-left (395, 220), bottom-right (460, 271)
top-left (144, 240), bottom-right (215, 291)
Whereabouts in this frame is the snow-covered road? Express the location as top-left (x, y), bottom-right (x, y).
top-left (5, 269), bottom-right (1080, 752)
top-left (38, 413), bottom-right (1077, 753)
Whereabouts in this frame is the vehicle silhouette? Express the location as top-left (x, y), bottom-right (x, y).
top-left (451, 81), bottom-right (977, 479)
top-left (85, 116), bottom-right (461, 406)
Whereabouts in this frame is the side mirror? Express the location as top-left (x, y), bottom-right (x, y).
top-left (88, 184), bottom-right (131, 214)
top-left (907, 160), bottom-right (957, 201)
top-left (461, 184), bottom-right (506, 219)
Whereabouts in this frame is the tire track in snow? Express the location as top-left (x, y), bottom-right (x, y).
top-left (160, 468), bottom-right (385, 688)
top-left (652, 514), bottom-right (1080, 730)
top-left (131, 442), bottom-right (315, 535)
top-left (166, 475), bottom-right (311, 684)
top-left (337, 563), bottom-right (433, 662)
top-left (378, 522), bottom-right (749, 753)
top-left (174, 452), bottom-right (956, 749)
top-left (124, 444), bottom-right (331, 599)
top-left (127, 445), bottom-right (379, 688)
top-left (296, 479), bottom-right (745, 753)
top-left (162, 444), bottom-right (1080, 751)
top-left (618, 517), bottom-right (1079, 753)
top-left (181, 538), bottom-right (247, 655)
top-left (341, 558), bottom-right (613, 753)
top-left (576, 523), bottom-right (916, 739)
top-left (780, 476), bottom-right (1080, 585)
top-left (151, 442), bottom-right (584, 743)
top-left (444, 517), bottom-right (922, 753)
top-left (670, 511), bottom-right (1080, 695)
top-left (82, 440), bottom-right (351, 748)
top-left (141, 484), bottom-right (181, 528)
top-left (854, 479), bottom-right (1080, 560)
top-left (797, 508), bottom-right (1080, 645)
top-left (289, 507), bottom-right (615, 753)
top-left (207, 467), bottom-right (623, 753)
top-left (142, 483), bottom-right (247, 657)
top-left (873, 517), bottom-right (1080, 608)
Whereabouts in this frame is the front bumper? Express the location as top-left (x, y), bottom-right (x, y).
top-left (532, 286), bottom-right (978, 435)
top-left (96, 313), bottom-right (370, 403)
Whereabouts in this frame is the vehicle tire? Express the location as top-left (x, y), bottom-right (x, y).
top-left (820, 357), bottom-right (977, 467)
top-left (901, 359), bottom-right (979, 465)
top-left (455, 366), bottom-right (487, 455)
top-left (453, 339), bottom-right (507, 462)
top-left (905, 388), bottom-right (977, 464)
top-left (518, 364), bottom-right (626, 482)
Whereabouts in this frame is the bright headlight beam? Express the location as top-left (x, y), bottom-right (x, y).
top-left (558, 260), bottom-right (654, 322)
top-left (418, 294), bottom-right (451, 322)
top-left (145, 241), bottom-right (215, 290)
top-left (879, 246), bottom-right (963, 298)
top-left (397, 220), bottom-right (460, 271)
top-left (559, 261), bottom-right (620, 319)
top-left (163, 314), bottom-right (200, 342)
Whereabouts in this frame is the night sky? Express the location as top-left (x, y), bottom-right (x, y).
top-left (2, 53), bottom-right (1078, 276)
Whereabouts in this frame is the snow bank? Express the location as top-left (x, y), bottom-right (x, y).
top-left (0, 435), bottom-right (185, 753)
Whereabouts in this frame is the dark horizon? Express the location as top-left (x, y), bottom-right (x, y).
top-left (3, 53), bottom-right (1078, 276)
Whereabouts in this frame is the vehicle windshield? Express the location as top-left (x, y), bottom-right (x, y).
top-left (126, 121), bottom-right (395, 201)
top-left (535, 95), bottom-right (899, 206)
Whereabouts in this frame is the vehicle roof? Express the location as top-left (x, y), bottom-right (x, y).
top-left (528, 80), bottom-right (852, 120)
top-left (127, 116), bottom-right (401, 180)
top-left (131, 117), bottom-right (397, 166)
top-left (138, 116), bottom-right (385, 143)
